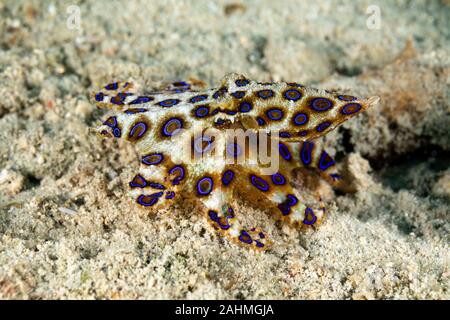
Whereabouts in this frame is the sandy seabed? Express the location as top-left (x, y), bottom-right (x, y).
top-left (0, 0), bottom-right (449, 299)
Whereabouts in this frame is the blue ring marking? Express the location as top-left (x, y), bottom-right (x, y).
top-left (278, 203), bottom-right (291, 216)
top-left (212, 91), bottom-right (220, 99)
top-left (189, 95), bottom-right (208, 103)
top-left (286, 194), bottom-right (298, 207)
top-left (226, 143), bottom-right (241, 157)
top-left (103, 116), bottom-right (117, 128)
top-left (130, 96), bottom-right (153, 104)
top-left (300, 141), bottom-right (314, 165)
top-left (208, 210), bottom-right (218, 222)
top-left (110, 95), bottom-right (124, 105)
top-left (165, 191), bottom-right (175, 199)
top-left (225, 110), bottom-right (237, 115)
top-left (310, 97), bottom-right (333, 111)
top-left (214, 118), bottom-right (225, 125)
top-left (271, 173), bottom-right (286, 185)
top-left (250, 175), bottom-right (269, 192)
top-left (338, 95), bottom-right (357, 102)
top-left (113, 127), bottom-right (121, 138)
top-left (258, 232), bottom-right (265, 239)
top-left (330, 173), bottom-right (341, 181)
top-left (150, 191), bottom-right (164, 198)
top-left (319, 151), bottom-right (335, 171)
top-left (212, 87), bottom-right (227, 99)
top-left (256, 117), bottom-right (265, 126)
top-left (231, 91), bottom-right (245, 99)
top-left (129, 174), bottom-right (147, 188)
top-left (194, 105), bottom-right (209, 118)
top-left (235, 79), bottom-right (249, 87)
top-left (222, 170), bottom-right (234, 186)
top-left (104, 82), bottom-right (118, 90)
top-left (341, 103), bottom-right (362, 115)
top-left (299, 130), bottom-right (308, 137)
top-left (129, 122), bottom-right (147, 139)
top-left (197, 177), bottom-right (213, 196)
top-left (169, 165), bottom-right (185, 185)
top-left (255, 241), bottom-right (264, 248)
top-left (148, 182), bottom-right (166, 190)
top-left (317, 121), bottom-right (331, 132)
top-left (279, 131), bottom-right (291, 138)
top-left (218, 217), bottom-right (231, 230)
top-left (95, 92), bottom-right (104, 102)
top-left (125, 108), bottom-right (147, 114)
top-left (278, 143), bottom-right (291, 161)
top-left (172, 81), bottom-right (190, 88)
top-left (239, 102), bottom-right (252, 113)
top-left (208, 210), bottom-right (231, 230)
top-left (117, 92), bottom-right (133, 99)
top-left (239, 230), bottom-right (253, 244)
top-left (162, 118), bottom-right (183, 136)
top-left (266, 108), bottom-right (283, 121)
top-left (283, 89), bottom-right (302, 101)
top-left (142, 153), bottom-right (163, 165)
top-left (293, 113), bottom-right (308, 126)
top-left (303, 207), bottom-right (317, 225)
top-left (137, 194), bottom-right (159, 207)
top-left (158, 99), bottom-right (180, 107)
top-left (257, 89), bottom-right (274, 99)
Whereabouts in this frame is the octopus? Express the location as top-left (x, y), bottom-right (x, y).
top-left (90, 73), bottom-right (379, 250)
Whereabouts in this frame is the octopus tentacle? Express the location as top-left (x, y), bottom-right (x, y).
top-left (235, 165), bottom-right (326, 229)
top-left (282, 140), bottom-right (342, 187)
top-left (128, 154), bottom-right (189, 210)
top-left (200, 187), bottom-right (269, 250)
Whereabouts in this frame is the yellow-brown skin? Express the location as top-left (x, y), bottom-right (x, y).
top-left (90, 74), bottom-right (379, 250)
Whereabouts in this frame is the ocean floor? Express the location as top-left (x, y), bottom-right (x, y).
top-left (0, 0), bottom-right (449, 299)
